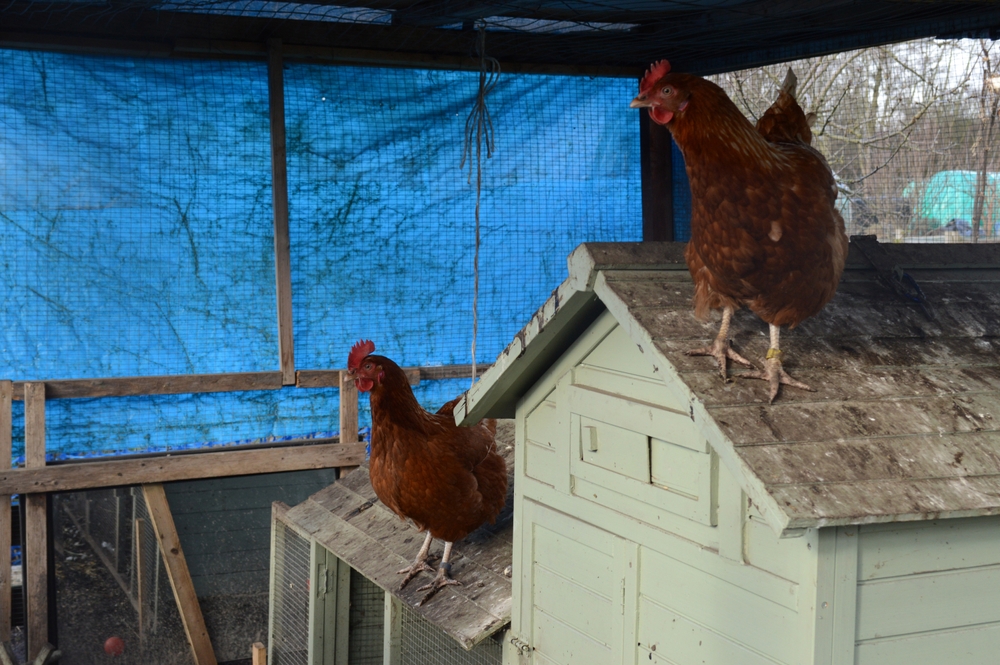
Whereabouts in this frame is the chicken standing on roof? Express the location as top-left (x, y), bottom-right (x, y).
top-left (347, 340), bottom-right (508, 604)
top-left (631, 61), bottom-right (848, 402)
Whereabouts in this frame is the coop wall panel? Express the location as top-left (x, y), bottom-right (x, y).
top-left (524, 398), bottom-right (560, 487)
top-left (854, 622), bottom-right (1000, 665)
top-left (639, 546), bottom-right (812, 665)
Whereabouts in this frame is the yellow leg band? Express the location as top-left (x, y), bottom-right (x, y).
top-left (766, 348), bottom-right (782, 360)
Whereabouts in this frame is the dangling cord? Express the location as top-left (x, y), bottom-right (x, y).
top-left (461, 24), bottom-right (500, 387)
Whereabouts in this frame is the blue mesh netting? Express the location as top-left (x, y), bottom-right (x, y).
top-left (1, 49), bottom-right (641, 460)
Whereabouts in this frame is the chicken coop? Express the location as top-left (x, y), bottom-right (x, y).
top-left (454, 240), bottom-right (1000, 665)
top-left (267, 422), bottom-right (516, 665)
top-left (1, 0), bottom-right (999, 663)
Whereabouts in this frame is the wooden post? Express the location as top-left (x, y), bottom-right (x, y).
top-left (383, 592), bottom-right (402, 665)
top-left (0, 380), bottom-right (11, 644)
top-left (135, 518), bottom-right (147, 650)
top-left (338, 371), bottom-right (360, 478)
top-left (143, 484), bottom-right (217, 665)
top-left (251, 642), bottom-right (266, 665)
top-left (639, 109), bottom-right (674, 241)
top-left (23, 382), bottom-right (47, 661)
top-left (268, 37), bottom-right (296, 386)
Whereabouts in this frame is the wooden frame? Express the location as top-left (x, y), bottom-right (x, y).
top-left (0, 381), bottom-right (10, 645)
top-left (639, 108), bottom-right (674, 242)
top-left (23, 383), bottom-right (47, 661)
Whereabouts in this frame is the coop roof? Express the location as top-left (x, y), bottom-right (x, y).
top-left (276, 421), bottom-right (515, 650)
top-left (1, 0), bottom-right (998, 75)
top-left (456, 241), bottom-right (1000, 535)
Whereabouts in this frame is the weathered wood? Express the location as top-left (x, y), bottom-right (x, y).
top-left (297, 364), bottom-right (488, 390)
top-left (0, 442), bottom-right (367, 495)
top-left (23, 383), bottom-right (47, 661)
top-left (12, 372), bottom-right (282, 400)
top-left (143, 484), bottom-right (217, 665)
top-left (251, 642), bottom-right (266, 665)
top-left (136, 518), bottom-right (148, 647)
top-left (0, 380), bottom-right (10, 644)
top-left (279, 421), bottom-right (515, 649)
top-left (338, 371), bottom-right (360, 478)
top-left (268, 38), bottom-right (295, 386)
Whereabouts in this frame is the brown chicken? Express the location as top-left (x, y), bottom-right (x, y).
top-left (631, 61), bottom-right (848, 402)
top-left (347, 340), bottom-right (508, 603)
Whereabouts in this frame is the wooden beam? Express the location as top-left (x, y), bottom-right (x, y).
top-left (297, 364), bottom-right (490, 390)
top-left (12, 372), bottom-right (282, 401)
top-left (143, 484), bottom-right (217, 665)
top-left (0, 441), bottom-right (367, 495)
top-left (252, 642), bottom-right (266, 665)
top-left (135, 518), bottom-right (148, 649)
top-left (383, 592), bottom-right (402, 665)
top-left (0, 380), bottom-right (10, 644)
top-left (23, 383), bottom-right (47, 661)
top-left (268, 38), bottom-right (296, 386)
top-left (338, 371), bottom-right (360, 478)
top-left (639, 109), bottom-right (674, 242)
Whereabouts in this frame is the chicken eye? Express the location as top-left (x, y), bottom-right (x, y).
top-left (662, 86), bottom-right (672, 95)
top-left (364, 362), bottom-right (372, 370)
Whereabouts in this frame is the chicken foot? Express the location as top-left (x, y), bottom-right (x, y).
top-left (743, 323), bottom-right (814, 403)
top-left (398, 531), bottom-right (436, 589)
top-left (417, 541), bottom-right (462, 606)
top-left (686, 306), bottom-right (754, 380)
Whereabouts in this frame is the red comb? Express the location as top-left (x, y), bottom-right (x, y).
top-left (640, 60), bottom-right (672, 95)
top-left (348, 339), bottom-right (375, 370)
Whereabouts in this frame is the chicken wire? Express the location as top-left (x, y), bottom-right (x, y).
top-left (348, 569), bottom-right (385, 665)
top-left (270, 520), bottom-right (312, 665)
top-left (399, 600), bottom-right (503, 665)
top-left (697, 38), bottom-right (1000, 244)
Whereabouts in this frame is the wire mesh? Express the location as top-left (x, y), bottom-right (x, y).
top-left (348, 569), bottom-right (385, 665)
top-left (700, 38), bottom-right (1000, 244)
top-left (271, 521), bottom-right (312, 665)
top-left (399, 599), bottom-right (503, 665)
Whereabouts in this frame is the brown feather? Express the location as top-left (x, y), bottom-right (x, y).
top-left (365, 357), bottom-right (507, 544)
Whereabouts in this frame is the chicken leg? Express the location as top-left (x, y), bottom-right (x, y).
top-left (743, 323), bottom-right (814, 403)
top-left (397, 531), bottom-right (435, 589)
top-left (686, 306), bottom-right (754, 380)
top-left (416, 541), bottom-right (462, 606)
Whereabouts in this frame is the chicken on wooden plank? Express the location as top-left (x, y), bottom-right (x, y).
top-left (347, 340), bottom-right (507, 604)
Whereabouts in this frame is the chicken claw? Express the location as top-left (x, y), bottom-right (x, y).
top-left (686, 338), bottom-right (754, 381)
top-left (743, 350), bottom-right (814, 403)
top-left (416, 562), bottom-right (462, 606)
top-left (398, 559), bottom-right (435, 590)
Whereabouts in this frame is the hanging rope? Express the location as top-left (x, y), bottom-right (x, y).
top-left (461, 24), bottom-right (500, 387)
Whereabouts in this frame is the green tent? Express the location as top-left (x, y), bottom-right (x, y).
top-left (908, 170), bottom-right (1000, 234)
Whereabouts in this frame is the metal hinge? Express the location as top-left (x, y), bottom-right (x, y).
top-left (510, 637), bottom-right (533, 655)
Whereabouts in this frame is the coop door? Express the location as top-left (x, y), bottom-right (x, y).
top-left (519, 500), bottom-right (637, 665)
top-left (311, 545), bottom-right (351, 665)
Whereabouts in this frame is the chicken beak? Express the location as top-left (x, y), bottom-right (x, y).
top-left (630, 94), bottom-right (651, 109)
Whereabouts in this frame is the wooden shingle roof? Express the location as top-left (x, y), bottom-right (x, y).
top-left (457, 241), bottom-right (1000, 534)
top-left (275, 421), bottom-right (516, 649)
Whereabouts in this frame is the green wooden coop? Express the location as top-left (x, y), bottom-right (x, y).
top-left (451, 240), bottom-right (1000, 665)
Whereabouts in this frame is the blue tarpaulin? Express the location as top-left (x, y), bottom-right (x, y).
top-left (0, 49), bottom-right (643, 460)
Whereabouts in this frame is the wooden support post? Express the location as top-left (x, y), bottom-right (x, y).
top-left (0, 380), bottom-right (11, 644)
top-left (251, 642), bottom-right (266, 665)
top-left (383, 592), bottom-right (402, 665)
top-left (23, 383), bottom-right (47, 661)
top-left (143, 484), bottom-right (217, 665)
top-left (639, 109), bottom-right (674, 241)
top-left (135, 518), bottom-right (147, 649)
top-left (338, 371), bottom-right (360, 478)
top-left (268, 37), bottom-right (295, 386)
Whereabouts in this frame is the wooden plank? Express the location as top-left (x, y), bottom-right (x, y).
top-left (0, 442), bottom-right (367, 495)
top-left (639, 110), bottom-right (673, 242)
top-left (338, 371), bottom-right (360, 478)
top-left (136, 518), bottom-right (147, 648)
top-left (297, 364), bottom-right (488, 389)
top-left (855, 621), bottom-right (1000, 665)
top-left (252, 642), bottom-right (266, 665)
top-left (384, 592), bottom-right (402, 665)
top-left (12, 372), bottom-right (282, 400)
top-left (0, 380), bottom-right (10, 644)
top-left (23, 383), bottom-right (47, 661)
top-left (143, 484), bottom-right (217, 665)
top-left (268, 38), bottom-right (295, 386)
